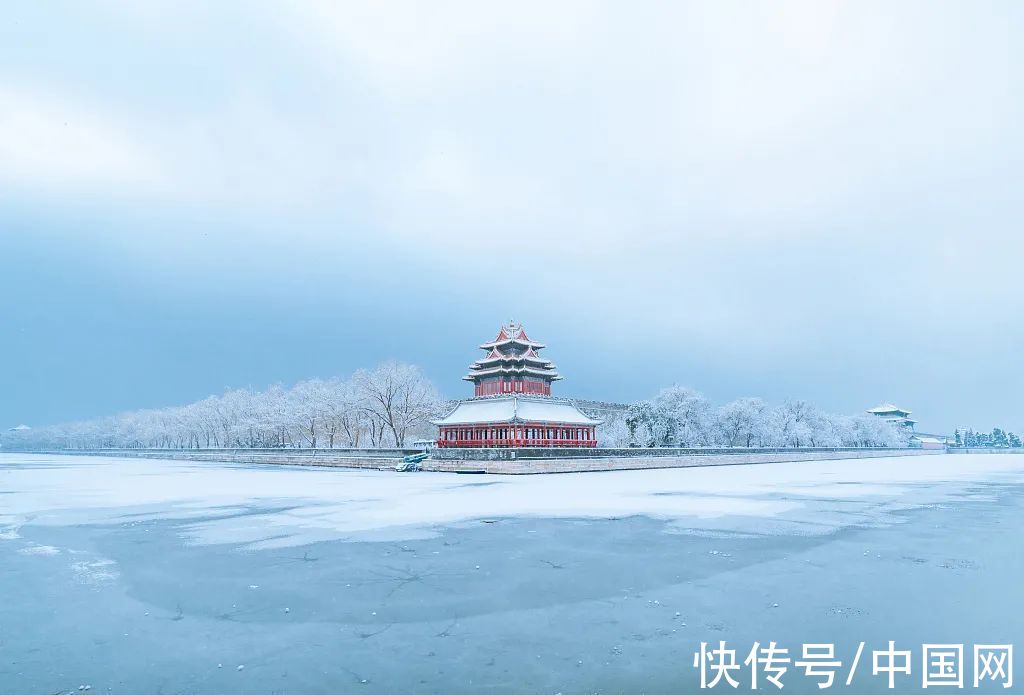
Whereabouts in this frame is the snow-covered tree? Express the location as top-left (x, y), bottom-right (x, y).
top-left (716, 397), bottom-right (767, 447)
top-left (653, 386), bottom-right (715, 447)
top-left (353, 362), bottom-right (439, 447)
top-left (2, 362), bottom-right (441, 450)
top-left (625, 400), bottom-right (670, 447)
top-left (596, 411), bottom-right (632, 447)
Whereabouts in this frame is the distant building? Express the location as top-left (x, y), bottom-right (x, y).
top-left (868, 405), bottom-right (951, 448)
top-left (434, 322), bottom-right (601, 448)
top-left (910, 434), bottom-right (947, 449)
top-left (8, 424), bottom-right (30, 432)
top-left (867, 404), bottom-right (916, 430)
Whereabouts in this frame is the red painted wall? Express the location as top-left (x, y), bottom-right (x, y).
top-left (437, 423), bottom-right (597, 448)
top-left (474, 379), bottom-right (551, 397)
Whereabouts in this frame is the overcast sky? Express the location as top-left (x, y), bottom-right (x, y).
top-left (2, 1), bottom-right (1022, 434)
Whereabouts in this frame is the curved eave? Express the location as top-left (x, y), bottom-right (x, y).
top-left (433, 416), bottom-right (600, 425)
top-left (479, 339), bottom-right (546, 350)
top-left (431, 396), bottom-right (602, 426)
top-left (465, 365), bottom-right (561, 374)
top-left (463, 369), bottom-right (563, 380)
top-left (470, 358), bottom-right (557, 368)
top-left (871, 413), bottom-right (916, 422)
top-left (462, 377), bottom-right (565, 382)
top-left (867, 404), bottom-right (912, 416)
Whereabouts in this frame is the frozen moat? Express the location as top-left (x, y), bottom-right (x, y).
top-left (1, 453), bottom-right (1023, 693)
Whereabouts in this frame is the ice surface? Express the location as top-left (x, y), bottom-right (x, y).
top-left (1, 453), bottom-right (1022, 549)
top-left (3, 452), bottom-right (1024, 694)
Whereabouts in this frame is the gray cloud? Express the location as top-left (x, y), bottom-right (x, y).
top-left (1, 0), bottom-right (1021, 434)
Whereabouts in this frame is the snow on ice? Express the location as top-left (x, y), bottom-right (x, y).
top-left (0, 453), bottom-right (1022, 550)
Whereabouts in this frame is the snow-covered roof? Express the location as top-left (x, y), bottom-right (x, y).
top-left (516, 399), bottom-right (600, 424)
top-left (462, 366), bottom-right (562, 381)
top-left (432, 397), bottom-right (602, 426)
top-left (433, 398), bottom-right (516, 425)
top-left (479, 322), bottom-right (546, 350)
top-left (867, 403), bottom-right (911, 415)
top-left (472, 353), bottom-right (555, 367)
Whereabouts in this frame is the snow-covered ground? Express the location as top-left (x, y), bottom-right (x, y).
top-left (2, 452), bottom-right (1022, 549)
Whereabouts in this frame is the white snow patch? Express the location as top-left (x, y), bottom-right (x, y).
top-left (18, 543), bottom-right (60, 556)
top-left (0, 514), bottom-right (25, 540)
top-left (0, 453), bottom-right (1022, 549)
top-left (71, 558), bottom-right (120, 585)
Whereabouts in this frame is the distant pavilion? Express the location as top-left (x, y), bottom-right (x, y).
top-left (867, 403), bottom-right (916, 429)
top-left (434, 322), bottom-right (601, 448)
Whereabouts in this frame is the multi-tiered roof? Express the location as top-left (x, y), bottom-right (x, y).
top-left (464, 322), bottom-right (561, 397)
top-left (867, 403), bottom-right (916, 428)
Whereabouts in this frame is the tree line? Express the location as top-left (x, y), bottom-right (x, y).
top-left (5, 372), bottom-right (908, 451)
top-left (954, 428), bottom-right (1022, 448)
top-left (598, 386), bottom-right (907, 448)
top-left (5, 362), bottom-right (444, 450)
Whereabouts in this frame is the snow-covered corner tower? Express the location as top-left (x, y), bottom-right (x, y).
top-left (434, 322), bottom-right (601, 448)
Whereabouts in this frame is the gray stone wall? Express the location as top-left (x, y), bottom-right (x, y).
top-left (567, 398), bottom-right (629, 417)
top-left (425, 447), bottom-right (940, 473)
top-left (26, 445), bottom-right (944, 474)
top-left (31, 448), bottom-right (417, 470)
top-left (946, 448), bottom-right (1024, 455)
top-left (433, 445), bottom-right (921, 461)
